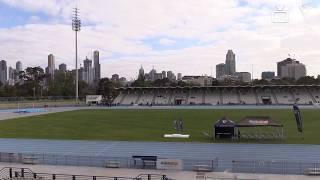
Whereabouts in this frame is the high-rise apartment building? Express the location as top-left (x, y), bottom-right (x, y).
top-left (0, 60), bottom-right (7, 85)
top-left (83, 57), bottom-right (95, 84)
top-left (46, 54), bottom-right (55, 78)
top-left (225, 50), bottom-right (236, 75)
top-left (93, 50), bottom-right (101, 81)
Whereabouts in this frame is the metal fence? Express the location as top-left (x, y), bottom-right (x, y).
top-left (0, 167), bottom-right (171, 180)
top-left (1, 152), bottom-right (319, 175)
top-left (232, 159), bottom-right (320, 175)
top-left (0, 152), bottom-right (218, 172)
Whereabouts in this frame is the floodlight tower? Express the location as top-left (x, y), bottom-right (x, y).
top-left (72, 8), bottom-right (81, 103)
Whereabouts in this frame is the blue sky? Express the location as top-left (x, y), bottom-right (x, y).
top-left (0, 0), bottom-right (320, 79)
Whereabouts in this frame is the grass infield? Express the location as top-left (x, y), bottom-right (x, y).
top-left (0, 109), bottom-right (318, 144)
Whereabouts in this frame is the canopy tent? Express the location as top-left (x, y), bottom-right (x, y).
top-left (214, 117), bottom-right (236, 139)
top-left (236, 116), bottom-right (284, 140)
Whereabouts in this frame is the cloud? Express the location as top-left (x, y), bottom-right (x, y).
top-left (0, 0), bottom-right (320, 79)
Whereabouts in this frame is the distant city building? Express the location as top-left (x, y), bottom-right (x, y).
top-left (46, 54), bottom-right (55, 79)
top-left (93, 50), bottom-right (101, 81)
top-left (8, 66), bottom-right (15, 85)
top-left (281, 62), bottom-right (306, 80)
top-left (182, 76), bottom-right (213, 86)
top-left (83, 57), bottom-right (95, 84)
top-left (162, 71), bottom-right (166, 79)
top-left (277, 58), bottom-right (296, 77)
top-left (261, 71), bottom-right (275, 80)
top-left (16, 61), bottom-right (22, 72)
top-left (59, 63), bottom-right (67, 71)
top-left (111, 74), bottom-right (120, 81)
top-left (139, 66), bottom-right (144, 78)
top-left (0, 60), bottom-right (7, 85)
top-left (216, 63), bottom-right (226, 78)
top-left (167, 71), bottom-right (176, 81)
top-left (177, 73), bottom-right (182, 81)
top-left (235, 72), bottom-right (251, 83)
top-left (225, 50), bottom-right (236, 75)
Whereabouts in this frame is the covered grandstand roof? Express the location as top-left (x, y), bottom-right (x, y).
top-left (236, 116), bottom-right (283, 127)
top-left (115, 84), bottom-right (320, 90)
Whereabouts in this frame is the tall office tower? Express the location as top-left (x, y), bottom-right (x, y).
top-left (83, 57), bottom-right (94, 84)
top-left (46, 54), bottom-right (55, 78)
top-left (277, 58), bottom-right (296, 77)
top-left (216, 63), bottom-right (226, 78)
top-left (59, 63), bottom-right (67, 71)
top-left (139, 66), bottom-right (144, 78)
top-left (93, 50), bottom-right (101, 81)
top-left (16, 61), bottom-right (22, 72)
top-left (225, 50), bottom-right (236, 75)
top-left (0, 60), bottom-right (7, 85)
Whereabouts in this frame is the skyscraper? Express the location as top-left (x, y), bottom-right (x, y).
top-left (93, 50), bottom-right (101, 81)
top-left (225, 50), bottom-right (236, 75)
top-left (16, 61), bottom-right (22, 72)
top-left (83, 57), bottom-right (94, 84)
top-left (216, 63), bottom-right (226, 78)
top-left (46, 54), bottom-right (55, 78)
top-left (0, 60), bottom-right (7, 85)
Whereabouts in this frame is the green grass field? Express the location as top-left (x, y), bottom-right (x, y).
top-left (0, 109), bottom-right (318, 144)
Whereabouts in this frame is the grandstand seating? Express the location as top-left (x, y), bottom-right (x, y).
top-left (113, 85), bottom-right (320, 106)
top-left (137, 90), bottom-right (154, 105)
top-left (292, 88), bottom-right (313, 105)
top-left (121, 91), bottom-right (139, 105)
top-left (256, 88), bottom-right (277, 105)
top-left (239, 88), bottom-right (257, 104)
top-left (188, 89), bottom-right (204, 105)
top-left (308, 88), bottom-right (320, 103)
top-left (204, 89), bottom-right (221, 105)
top-left (170, 89), bottom-right (188, 105)
top-left (221, 88), bottom-right (239, 104)
top-left (153, 90), bottom-right (171, 105)
top-left (273, 88), bottom-right (295, 105)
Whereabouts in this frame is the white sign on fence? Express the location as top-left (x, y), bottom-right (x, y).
top-left (156, 159), bottom-right (183, 170)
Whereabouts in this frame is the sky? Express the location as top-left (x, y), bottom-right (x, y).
top-left (0, 0), bottom-right (320, 80)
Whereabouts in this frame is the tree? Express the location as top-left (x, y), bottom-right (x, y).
top-left (296, 76), bottom-right (317, 85)
top-left (96, 78), bottom-right (120, 102)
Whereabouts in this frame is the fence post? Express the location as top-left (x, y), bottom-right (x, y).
top-left (72, 175), bottom-right (76, 180)
top-left (52, 174), bottom-right (56, 180)
top-left (93, 176), bottom-right (96, 180)
top-left (148, 174), bottom-right (151, 180)
top-left (9, 168), bottom-right (12, 178)
top-left (21, 168), bottom-right (24, 178)
top-left (33, 173), bottom-right (37, 178)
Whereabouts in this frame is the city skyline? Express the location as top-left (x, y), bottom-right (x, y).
top-left (0, 0), bottom-right (320, 79)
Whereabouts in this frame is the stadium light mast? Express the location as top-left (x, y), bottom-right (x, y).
top-left (72, 7), bottom-right (81, 104)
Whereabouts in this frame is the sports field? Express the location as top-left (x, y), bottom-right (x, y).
top-left (0, 109), bottom-right (318, 144)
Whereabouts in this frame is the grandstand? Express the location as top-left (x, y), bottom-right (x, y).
top-left (113, 85), bottom-right (320, 106)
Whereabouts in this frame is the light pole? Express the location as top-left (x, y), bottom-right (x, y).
top-left (72, 8), bottom-right (81, 104)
